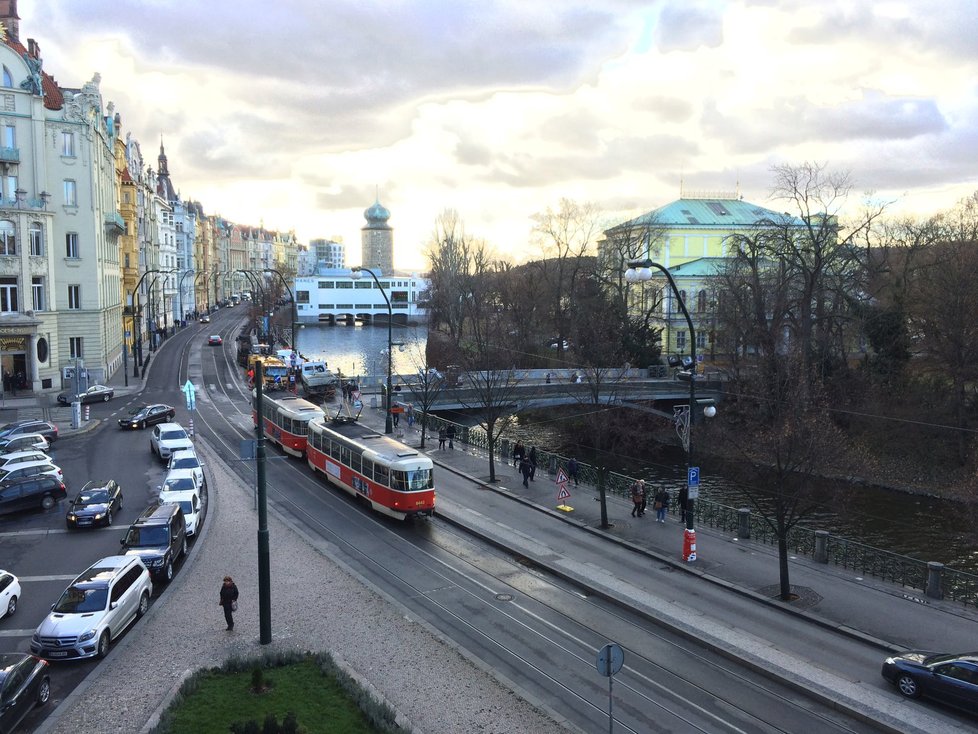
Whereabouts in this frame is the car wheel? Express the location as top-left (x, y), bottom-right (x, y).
top-left (36, 677), bottom-right (50, 706)
top-left (106, 510), bottom-right (112, 526)
top-left (97, 630), bottom-right (110, 659)
top-left (182, 536), bottom-right (188, 557)
top-left (136, 591), bottom-right (149, 618)
top-left (40, 494), bottom-right (55, 510)
top-left (117, 495), bottom-right (124, 511)
top-left (139, 420), bottom-right (146, 429)
top-left (896, 674), bottom-right (921, 698)
top-left (5, 594), bottom-right (15, 616)
top-left (103, 394), bottom-right (111, 402)
top-left (164, 560), bottom-right (173, 581)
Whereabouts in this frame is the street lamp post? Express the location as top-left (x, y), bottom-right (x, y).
top-left (350, 266), bottom-right (393, 434)
top-left (263, 268), bottom-right (297, 355)
top-left (625, 258), bottom-right (715, 562)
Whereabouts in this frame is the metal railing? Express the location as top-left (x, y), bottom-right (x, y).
top-left (420, 414), bottom-right (978, 607)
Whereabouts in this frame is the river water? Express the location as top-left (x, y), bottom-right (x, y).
top-left (297, 324), bottom-right (976, 573)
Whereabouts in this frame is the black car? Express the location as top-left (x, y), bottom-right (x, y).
top-left (882, 650), bottom-right (978, 713)
top-left (0, 653), bottom-right (50, 733)
top-left (66, 480), bottom-right (123, 529)
top-left (121, 503), bottom-right (187, 582)
top-left (56, 384), bottom-right (114, 405)
top-left (0, 420), bottom-right (58, 444)
top-left (0, 475), bottom-right (67, 515)
top-left (118, 404), bottom-right (175, 430)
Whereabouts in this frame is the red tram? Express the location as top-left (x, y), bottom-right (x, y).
top-left (305, 416), bottom-right (435, 520)
top-left (253, 393), bottom-right (325, 457)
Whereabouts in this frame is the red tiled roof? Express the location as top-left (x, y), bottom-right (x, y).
top-left (3, 38), bottom-right (63, 109)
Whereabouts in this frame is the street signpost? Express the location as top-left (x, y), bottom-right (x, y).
top-left (596, 642), bottom-right (625, 733)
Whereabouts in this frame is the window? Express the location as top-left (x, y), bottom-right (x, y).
top-left (2, 125), bottom-right (13, 148)
top-left (61, 131), bottom-right (75, 157)
top-left (297, 290), bottom-right (309, 304)
top-left (69, 337), bottom-right (83, 359)
top-left (29, 222), bottom-right (41, 256)
top-left (0, 277), bottom-right (16, 312)
top-left (2, 176), bottom-right (15, 200)
top-left (675, 330), bottom-right (687, 351)
top-left (66, 232), bottom-right (79, 258)
top-left (1, 67), bottom-right (11, 88)
top-left (0, 219), bottom-right (14, 255)
top-left (31, 277), bottom-right (43, 311)
top-left (697, 290), bottom-right (708, 313)
top-left (68, 285), bottom-right (80, 310)
top-left (696, 331), bottom-right (707, 349)
top-left (63, 179), bottom-right (77, 206)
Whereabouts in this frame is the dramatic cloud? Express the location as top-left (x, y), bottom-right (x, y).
top-left (21, 0), bottom-right (978, 267)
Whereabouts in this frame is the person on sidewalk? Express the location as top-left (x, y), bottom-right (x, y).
top-left (512, 441), bottom-right (525, 468)
top-left (653, 487), bottom-right (670, 522)
top-left (678, 485), bottom-right (688, 523)
top-left (520, 456), bottom-right (532, 487)
top-left (640, 481), bottom-right (650, 517)
top-left (630, 480), bottom-right (645, 517)
top-left (438, 427), bottom-right (447, 450)
top-left (528, 446), bottom-right (538, 481)
top-left (446, 424), bottom-right (456, 449)
top-left (219, 576), bottom-right (239, 631)
top-left (567, 457), bottom-right (579, 486)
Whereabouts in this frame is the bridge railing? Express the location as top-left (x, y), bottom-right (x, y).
top-left (421, 414), bottom-right (978, 607)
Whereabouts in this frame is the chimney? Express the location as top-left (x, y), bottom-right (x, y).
top-left (0, 0), bottom-right (19, 43)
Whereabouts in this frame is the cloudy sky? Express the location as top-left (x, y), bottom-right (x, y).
top-left (23, 0), bottom-right (978, 269)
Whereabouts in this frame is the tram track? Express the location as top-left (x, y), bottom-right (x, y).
top-left (181, 316), bottom-right (877, 734)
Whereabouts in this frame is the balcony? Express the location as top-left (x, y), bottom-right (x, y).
top-left (104, 210), bottom-right (125, 235)
top-left (0, 147), bottom-right (19, 163)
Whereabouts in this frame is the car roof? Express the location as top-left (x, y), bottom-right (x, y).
top-left (0, 432), bottom-right (46, 443)
top-left (165, 468), bottom-right (197, 479)
top-left (135, 503), bottom-right (182, 523)
top-left (0, 450), bottom-right (49, 460)
top-left (2, 459), bottom-right (57, 469)
top-left (170, 449), bottom-right (199, 460)
top-left (77, 555), bottom-right (136, 582)
top-left (162, 489), bottom-right (199, 502)
top-left (159, 422), bottom-right (187, 432)
top-left (81, 480), bottom-right (115, 490)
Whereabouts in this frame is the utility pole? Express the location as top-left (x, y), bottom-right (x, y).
top-left (254, 363), bottom-right (272, 644)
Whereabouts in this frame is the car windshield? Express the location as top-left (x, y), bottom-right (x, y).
top-left (129, 406), bottom-right (147, 416)
top-left (54, 584), bottom-right (108, 613)
top-left (172, 457), bottom-right (199, 469)
top-left (161, 429), bottom-right (188, 441)
top-left (176, 500), bottom-right (194, 515)
top-left (77, 489), bottom-right (109, 504)
top-left (925, 653), bottom-right (962, 666)
top-left (124, 526), bottom-right (169, 547)
top-left (163, 477), bottom-right (195, 492)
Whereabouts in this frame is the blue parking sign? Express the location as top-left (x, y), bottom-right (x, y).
top-left (688, 467), bottom-right (700, 487)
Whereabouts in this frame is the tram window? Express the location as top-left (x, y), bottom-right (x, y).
top-left (403, 468), bottom-right (433, 491)
top-left (350, 453), bottom-right (361, 473)
top-left (313, 431), bottom-right (322, 451)
top-left (391, 471), bottom-right (407, 491)
top-left (329, 440), bottom-right (341, 460)
top-left (340, 446), bottom-right (352, 466)
top-left (374, 464), bottom-right (390, 487)
top-left (361, 458), bottom-right (373, 480)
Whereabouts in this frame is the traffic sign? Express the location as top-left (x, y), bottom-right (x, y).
top-left (596, 643), bottom-right (624, 677)
top-left (557, 485), bottom-right (571, 500)
top-left (556, 468), bottom-right (569, 485)
top-left (688, 466), bottom-right (700, 487)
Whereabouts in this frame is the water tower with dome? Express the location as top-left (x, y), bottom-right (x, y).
top-left (361, 196), bottom-right (393, 275)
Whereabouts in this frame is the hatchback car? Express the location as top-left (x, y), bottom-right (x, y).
top-left (0, 476), bottom-right (67, 515)
top-left (31, 555), bottom-right (152, 660)
top-left (207, 334), bottom-right (222, 346)
top-left (0, 421), bottom-right (58, 444)
top-left (65, 480), bottom-right (123, 529)
top-left (150, 423), bottom-right (193, 461)
top-left (167, 449), bottom-right (205, 488)
top-left (0, 460), bottom-right (63, 486)
top-left (118, 403), bottom-right (175, 430)
top-left (56, 384), bottom-right (114, 405)
top-left (0, 433), bottom-right (49, 455)
top-left (0, 653), bottom-right (50, 733)
top-left (0, 570), bottom-right (20, 618)
top-left (160, 469), bottom-right (201, 495)
top-left (882, 650), bottom-right (978, 713)
top-left (0, 451), bottom-right (53, 472)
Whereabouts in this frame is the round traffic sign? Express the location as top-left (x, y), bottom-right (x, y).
top-left (595, 643), bottom-right (624, 677)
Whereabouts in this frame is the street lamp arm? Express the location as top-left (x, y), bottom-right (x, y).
top-left (351, 266), bottom-right (394, 434)
top-left (263, 268), bottom-right (298, 354)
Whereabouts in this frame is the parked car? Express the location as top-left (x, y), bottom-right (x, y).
top-left (161, 490), bottom-right (203, 537)
top-left (118, 404), bottom-right (175, 430)
top-left (121, 503), bottom-right (187, 582)
top-left (207, 334), bottom-right (222, 346)
top-left (0, 433), bottom-right (49, 455)
top-left (149, 423), bottom-right (193, 461)
top-left (167, 450), bottom-right (205, 488)
top-left (0, 653), bottom-right (50, 732)
top-left (31, 555), bottom-right (152, 660)
top-left (0, 451), bottom-right (54, 472)
top-left (0, 476), bottom-right (67, 515)
top-left (0, 570), bottom-right (20, 618)
top-left (160, 468), bottom-right (202, 495)
top-left (56, 384), bottom-right (114, 405)
top-left (882, 650), bottom-right (978, 713)
top-left (0, 421), bottom-right (58, 444)
top-left (65, 480), bottom-right (123, 529)
top-left (0, 460), bottom-right (63, 486)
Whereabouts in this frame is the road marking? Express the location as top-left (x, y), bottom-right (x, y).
top-left (0, 629), bottom-right (36, 637)
top-left (14, 575), bottom-right (76, 582)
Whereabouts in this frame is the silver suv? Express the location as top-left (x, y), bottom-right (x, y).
top-left (150, 423), bottom-right (193, 461)
top-left (30, 555), bottom-right (152, 660)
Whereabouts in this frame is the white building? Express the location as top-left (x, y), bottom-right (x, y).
top-left (294, 269), bottom-right (428, 325)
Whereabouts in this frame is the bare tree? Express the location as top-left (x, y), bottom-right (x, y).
top-left (401, 341), bottom-right (446, 450)
top-left (423, 210), bottom-right (477, 344)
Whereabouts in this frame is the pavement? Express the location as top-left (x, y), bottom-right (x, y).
top-left (11, 349), bottom-right (978, 733)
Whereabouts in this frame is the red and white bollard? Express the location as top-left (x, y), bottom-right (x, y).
top-left (683, 528), bottom-right (697, 562)
top-left (84, 404), bottom-right (90, 421)
top-left (189, 418), bottom-right (194, 437)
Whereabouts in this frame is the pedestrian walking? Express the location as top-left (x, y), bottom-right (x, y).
top-left (406, 405), bottom-right (415, 428)
top-left (678, 485), bottom-right (689, 523)
top-left (219, 576), bottom-right (239, 631)
top-left (446, 424), bottom-right (456, 449)
top-left (567, 457), bottom-right (579, 486)
top-left (640, 481), bottom-right (650, 517)
top-left (438, 427), bottom-right (447, 450)
top-left (512, 441), bottom-right (525, 468)
top-left (528, 446), bottom-right (538, 481)
top-left (653, 487), bottom-right (670, 522)
top-left (630, 480), bottom-right (645, 517)
top-left (520, 457), bottom-right (532, 487)
top-left (392, 409), bottom-right (400, 428)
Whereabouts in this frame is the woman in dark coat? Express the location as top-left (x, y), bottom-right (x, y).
top-left (219, 575), bottom-right (239, 631)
